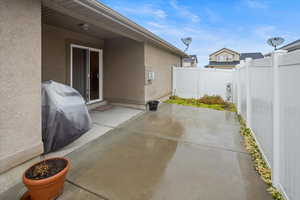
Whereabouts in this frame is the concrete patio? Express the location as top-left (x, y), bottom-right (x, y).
top-left (0, 104), bottom-right (271, 200)
top-left (45, 106), bottom-right (143, 158)
top-left (0, 106), bottom-right (142, 196)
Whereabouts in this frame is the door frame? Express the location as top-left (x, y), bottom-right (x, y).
top-left (70, 44), bottom-right (103, 103)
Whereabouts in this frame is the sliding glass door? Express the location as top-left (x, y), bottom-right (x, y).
top-left (72, 47), bottom-right (88, 100)
top-left (90, 50), bottom-right (100, 101)
top-left (71, 45), bottom-right (103, 103)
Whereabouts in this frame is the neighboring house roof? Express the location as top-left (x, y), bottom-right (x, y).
top-left (205, 52), bottom-right (263, 68)
top-left (183, 58), bottom-right (193, 62)
top-left (209, 48), bottom-right (240, 56)
top-left (43, 0), bottom-right (187, 57)
top-left (279, 39), bottom-right (300, 52)
top-left (190, 55), bottom-right (198, 63)
top-left (240, 53), bottom-right (264, 60)
top-left (264, 39), bottom-right (300, 57)
top-left (206, 61), bottom-right (240, 67)
top-left (183, 55), bottom-right (198, 63)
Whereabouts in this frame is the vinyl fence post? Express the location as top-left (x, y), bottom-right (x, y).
top-left (245, 58), bottom-right (253, 128)
top-left (239, 60), bottom-right (246, 115)
top-left (172, 66), bottom-right (177, 96)
top-left (233, 69), bottom-right (237, 103)
top-left (272, 50), bottom-right (287, 187)
top-left (236, 64), bottom-right (241, 114)
top-left (197, 69), bottom-right (201, 99)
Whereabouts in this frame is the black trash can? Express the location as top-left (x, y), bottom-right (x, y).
top-left (147, 100), bottom-right (160, 111)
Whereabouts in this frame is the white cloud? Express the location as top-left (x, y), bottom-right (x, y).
top-left (121, 4), bottom-right (167, 19)
top-left (110, 1), bottom-right (289, 67)
top-left (243, 0), bottom-right (269, 9)
top-left (109, 0), bottom-right (299, 68)
top-left (204, 8), bottom-right (222, 23)
top-left (153, 9), bottom-right (167, 18)
top-left (252, 26), bottom-right (298, 48)
top-left (181, 27), bottom-right (220, 41)
top-left (253, 25), bottom-right (276, 39)
top-left (147, 22), bottom-right (166, 29)
top-left (170, 0), bottom-right (200, 23)
top-left (146, 21), bottom-right (220, 41)
top-left (146, 21), bottom-right (185, 37)
top-left (145, 21), bottom-right (275, 67)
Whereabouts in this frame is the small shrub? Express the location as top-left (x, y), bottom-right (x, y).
top-left (169, 95), bottom-right (181, 100)
top-left (198, 95), bottom-right (225, 105)
top-left (267, 187), bottom-right (285, 200)
top-left (165, 95), bottom-right (235, 112)
top-left (222, 102), bottom-right (236, 112)
top-left (186, 98), bottom-right (195, 104)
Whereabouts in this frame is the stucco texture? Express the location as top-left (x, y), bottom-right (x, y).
top-left (42, 24), bottom-right (104, 84)
top-left (104, 37), bottom-right (145, 105)
top-left (0, 0), bottom-right (43, 173)
top-left (144, 43), bottom-right (181, 101)
top-left (43, 26), bottom-right (181, 105)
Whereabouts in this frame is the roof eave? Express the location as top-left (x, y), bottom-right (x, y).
top-left (209, 48), bottom-right (240, 56)
top-left (87, 0), bottom-right (187, 57)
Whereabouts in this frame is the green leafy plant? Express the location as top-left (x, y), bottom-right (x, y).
top-left (223, 102), bottom-right (237, 112)
top-left (237, 114), bottom-right (285, 200)
top-left (267, 187), bottom-right (286, 200)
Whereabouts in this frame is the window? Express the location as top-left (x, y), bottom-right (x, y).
top-left (217, 56), bottom-right (226, 61)
top-left (217, 55), bottom-right (233, 62)
top-left (226, 56), bottom-right (233, 61)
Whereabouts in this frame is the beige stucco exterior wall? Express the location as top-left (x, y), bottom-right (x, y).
top-left (0, 0), bottom-right (43, 173)
top-left (144, 43), bottom-right (181, 101)
top-left (42, 24), bottom-right (104, 84)
top-left (104, 37), bottom-right (145, 104)
top-left (210, 49), bottom-right (240, 61)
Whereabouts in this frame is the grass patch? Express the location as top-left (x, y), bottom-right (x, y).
top-left (237, 115), bottom-right (285, 200)
top-left (164, 95), bottom-right (236, 112)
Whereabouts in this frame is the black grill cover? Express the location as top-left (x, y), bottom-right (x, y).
top-left (42, 81), bottom-right (92, 153)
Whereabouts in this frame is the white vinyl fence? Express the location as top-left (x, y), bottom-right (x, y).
top-left (172, 68), bottom-right (234, 100)
top-left (234, 50), bottom-right (300, 200)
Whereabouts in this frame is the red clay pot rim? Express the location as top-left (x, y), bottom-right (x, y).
top-left (23, 157), bottom-right (70, 186)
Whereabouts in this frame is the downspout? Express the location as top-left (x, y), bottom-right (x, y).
top-left (180, 56), bottom-right (183, 67)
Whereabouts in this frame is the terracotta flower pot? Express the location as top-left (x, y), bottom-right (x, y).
top-left (22, 157), bottom-right (70, 200)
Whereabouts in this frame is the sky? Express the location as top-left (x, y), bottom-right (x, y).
top-left (100, 0), bottom-right (300, 67)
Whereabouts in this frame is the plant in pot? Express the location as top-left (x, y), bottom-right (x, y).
top-left (21, 157), bottom-right (70, 200)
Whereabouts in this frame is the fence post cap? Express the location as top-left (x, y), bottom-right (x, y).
top-left (272, 49), bottom-right (288, 55)
top-left (245, 57), bottom-right (253, 62)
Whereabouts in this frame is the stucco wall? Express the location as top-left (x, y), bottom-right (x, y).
top-left (42, 24), bottom-right (104, 84)
top-left (0, 0), bottom-right (43, 173)
top-left (144, 43), bottom-right (181, 101)
top-left (104, 37), bottom-right (145, 104)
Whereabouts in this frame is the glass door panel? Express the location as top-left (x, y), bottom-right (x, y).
top-left (89, 51), bottom-right (100, 101)
top-left (72, 47), bottom-right (88, 101)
